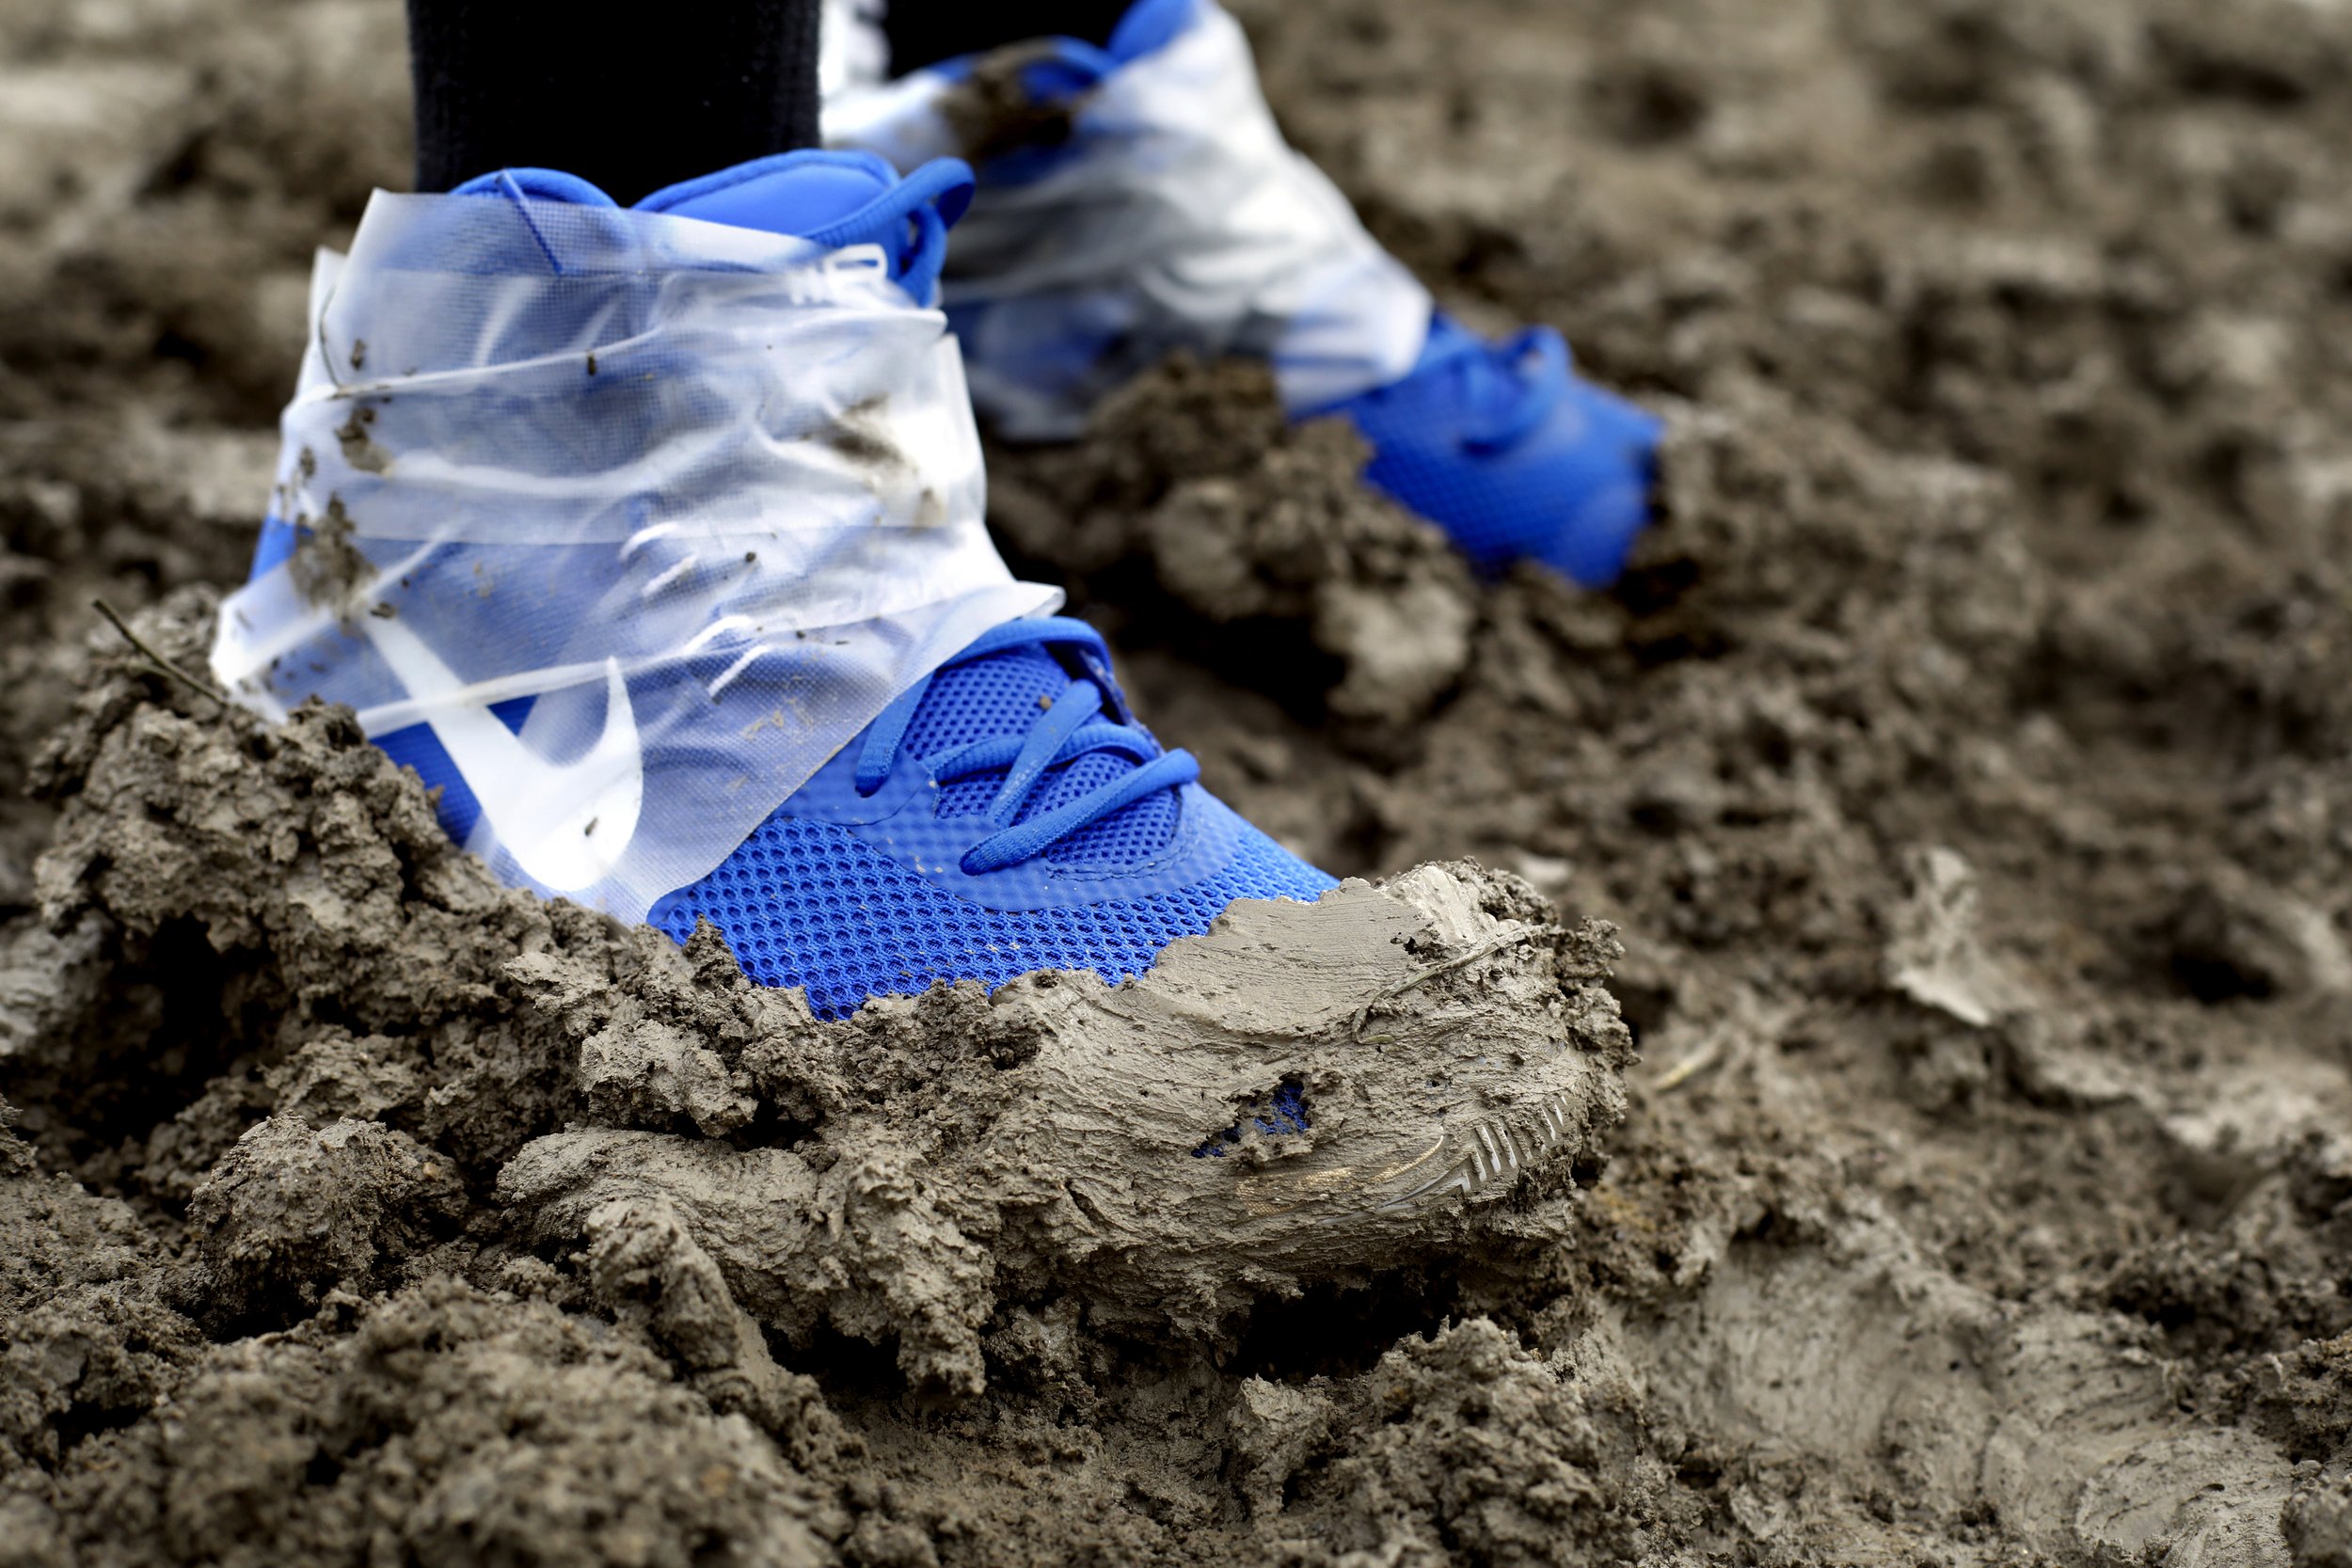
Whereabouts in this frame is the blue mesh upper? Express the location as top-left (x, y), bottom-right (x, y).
top-left (1325, 314), bottom-right (1663, 587)
top-left (652, 791), bottom-right (1332, 1019)
top-left (1043, 752), bottom-right (1179, 866)
top-left (644, 616), bottom-right (1332, 1019)
top-left (898, 642), bottom-right (1063, 756)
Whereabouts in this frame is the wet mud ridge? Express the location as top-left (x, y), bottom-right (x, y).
top-left (2, 601), bottom-right (1636, 1560)
top-left (12, 0), bottom-right (2352, 1561)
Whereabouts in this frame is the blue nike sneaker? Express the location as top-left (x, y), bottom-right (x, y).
top-left (211, 148), bottom-right (1334, 1021)
top-left (643, 610), bottom-right (1337, 1020)
top-left (824, 0), bottom-right (1662, 586)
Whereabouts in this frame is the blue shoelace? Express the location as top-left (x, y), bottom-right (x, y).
top-left (850, 617), bottom-right (1200, 874)
top-left (793, 156), bottom-right (976, 301)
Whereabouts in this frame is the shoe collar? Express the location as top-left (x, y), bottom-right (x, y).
top-left (449, 150), bottom-right (977, 300)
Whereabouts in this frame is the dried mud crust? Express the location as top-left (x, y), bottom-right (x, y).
top-left (9, 0), bottom-right (2352, 1563)
top-left (2, 594), bottom-right (1632, 1560)
top-left (988, 357), bottom-right (1481, 729)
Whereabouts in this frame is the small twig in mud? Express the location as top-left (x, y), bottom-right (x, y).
top-left (1350, 924), bottom-right (1565, 1039)
top-left (91, 597), bottom-right (229, 709)
top-left (1649, 1032), bottom-right (1726, 1093)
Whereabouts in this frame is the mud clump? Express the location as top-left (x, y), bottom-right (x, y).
top-left (2288, 1469), bottom-right (2352, 1568)
top-left (990, 357), bottom-right (1480, 726)
top-left (178, 1117), bottom-right (469, 1334)
top-left (506, 862), bottom-right (1629, 1384)
top-left (0, 1102), bottom-right (198, 1476)
top-left (1, 591), bottom-right (1632, 1555)
top-left (329, 403), bottom-right (389, 477)
top-left (1228, 1319), bottom-right (1680, 1561)
top-left (20, 1277), bottom-right (834, 1568)
top-left (286, 494), bottom-right (373, 608)
top-left (13, 0), bottom-right (2352, 1560)
top-left (581, 1196), bottom-right (838, 1441)
top-left (21, 594), bottom-right (600, 1185)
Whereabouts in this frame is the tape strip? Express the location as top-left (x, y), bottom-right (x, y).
top-left (212, 188), bottom-right (1056, 921)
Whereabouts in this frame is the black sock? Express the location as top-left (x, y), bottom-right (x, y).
top-left (405, 0), bottom-right (825, 203)
top-left (882, 0), bottom-right (1136, 76)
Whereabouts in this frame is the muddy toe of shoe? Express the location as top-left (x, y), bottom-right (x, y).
top-left (984, 860), bottom-right (1634, 1331)
top-left (500, 860), bottom-right (1630, 1377)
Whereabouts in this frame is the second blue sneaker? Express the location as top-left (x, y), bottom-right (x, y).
top-left (824, 0), bottom-right (1663, 585)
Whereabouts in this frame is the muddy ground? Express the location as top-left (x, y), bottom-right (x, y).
top-left (8, 0), bottom-right (2352, 1561)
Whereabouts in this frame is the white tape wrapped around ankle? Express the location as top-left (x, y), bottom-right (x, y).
top-left (210, 188), bottom-right (1055, 923)
top-left (824, 0), bottom-right (1433, 437)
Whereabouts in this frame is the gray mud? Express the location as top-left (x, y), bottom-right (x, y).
top-left (9, 0), bottom-right (2352, 1561)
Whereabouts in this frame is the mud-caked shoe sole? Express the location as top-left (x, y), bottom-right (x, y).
top-left (974, 860), bottom-right (1632, 1328)
top-left (500, 863), bottom-right (1632, 1378)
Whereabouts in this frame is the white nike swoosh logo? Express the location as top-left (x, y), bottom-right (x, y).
top-left (361, 615), bottom-right (644, 894)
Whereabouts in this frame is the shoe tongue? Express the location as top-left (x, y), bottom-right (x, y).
top-left (900, 644), bottom-right (1067, 761)
top-left (902, 645), bottom-right (1180, 868)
